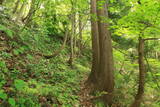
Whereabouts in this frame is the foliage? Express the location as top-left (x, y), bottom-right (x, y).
top-left (0, 24), bottom-right (13, 38)
top-left (0, 0), bottom-right (160, 106)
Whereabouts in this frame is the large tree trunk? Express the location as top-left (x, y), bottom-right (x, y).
top-left (131, 37), bottom-right (145, 107)
top-left (87, 0), bottom-right (100, 85)
top-left (96, 0), bottom-right (114, 106)
top-left (88, 0), bottom-right (114, 106)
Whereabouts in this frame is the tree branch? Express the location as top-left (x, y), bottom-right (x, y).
top-left (143, 38), bottom-right (160, 41)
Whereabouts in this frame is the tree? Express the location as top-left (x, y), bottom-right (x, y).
top-left (88, 0), bottom-right (114, 106)
top-left (130, 37), bottom-right (145, 107)
top-left (87, 0), bottom-right (99, 86)
top-left (131, 37), bottom-right (160, 107)
top-left (68, 0), bottom-right (77, 67)
top-left (96, 0), bottom-right (114, 105)
top-left (115, 0), bottom-right (160, 106)
top-left (78, 13), bottom-right (83, 56)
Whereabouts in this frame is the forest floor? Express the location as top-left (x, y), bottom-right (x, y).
top-left (0, 30), bottom-right (94, 106)
top-left (0, 16), bottom-right (98, 106)
top-left (78, 75), bottom-right (93, 107)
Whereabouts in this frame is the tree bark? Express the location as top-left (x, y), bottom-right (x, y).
top-left (68, 13), bottom-right (76, 67)
top-left (88, 0), bottom-right (114, 106)
top-left (73, 13), bottom-right (77, 57)
top-left (143, 38), bottom-right (160, 41)
top-left (78, 13), bottom-right (83, 56)
top-left (87, 0), bottom-right (100, 85)
top-left (130, 37), bottom-right (145, 107)
top-left (96, 0), bottom-right (114, 106)
top-left (130, 37), bottom-right (160, 107)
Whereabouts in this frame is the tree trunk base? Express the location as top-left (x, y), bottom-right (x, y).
top-left (130, 99), bottom-right (141, 107)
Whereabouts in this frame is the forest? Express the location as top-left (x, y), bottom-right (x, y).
top-left (0, 0), bottom-right (160, 107)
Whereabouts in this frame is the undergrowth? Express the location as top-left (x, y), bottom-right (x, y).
top-left (0, 15), bottom-right (90, 106)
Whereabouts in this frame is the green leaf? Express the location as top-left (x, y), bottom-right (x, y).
top-left (0, 81), bottom-right (6, 88)
top-left (0, 91), bottom-right (7, 100)
top-left (155, 73), bottom-right (160, 76)
top-left (0, 61), bottom-right (6, 68)
top-left (8, 98), bottom-right (16, 107)
top-left (0, 24), bottom-right (13, 38)
top-left (0, 61), bottom-right (8, 72)
top-left (13, 49), bottom-right (20, 55)
top-left (27, 54), bottom-right (34, 60)
top-left (14, 79), bottom-right (26, 90)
